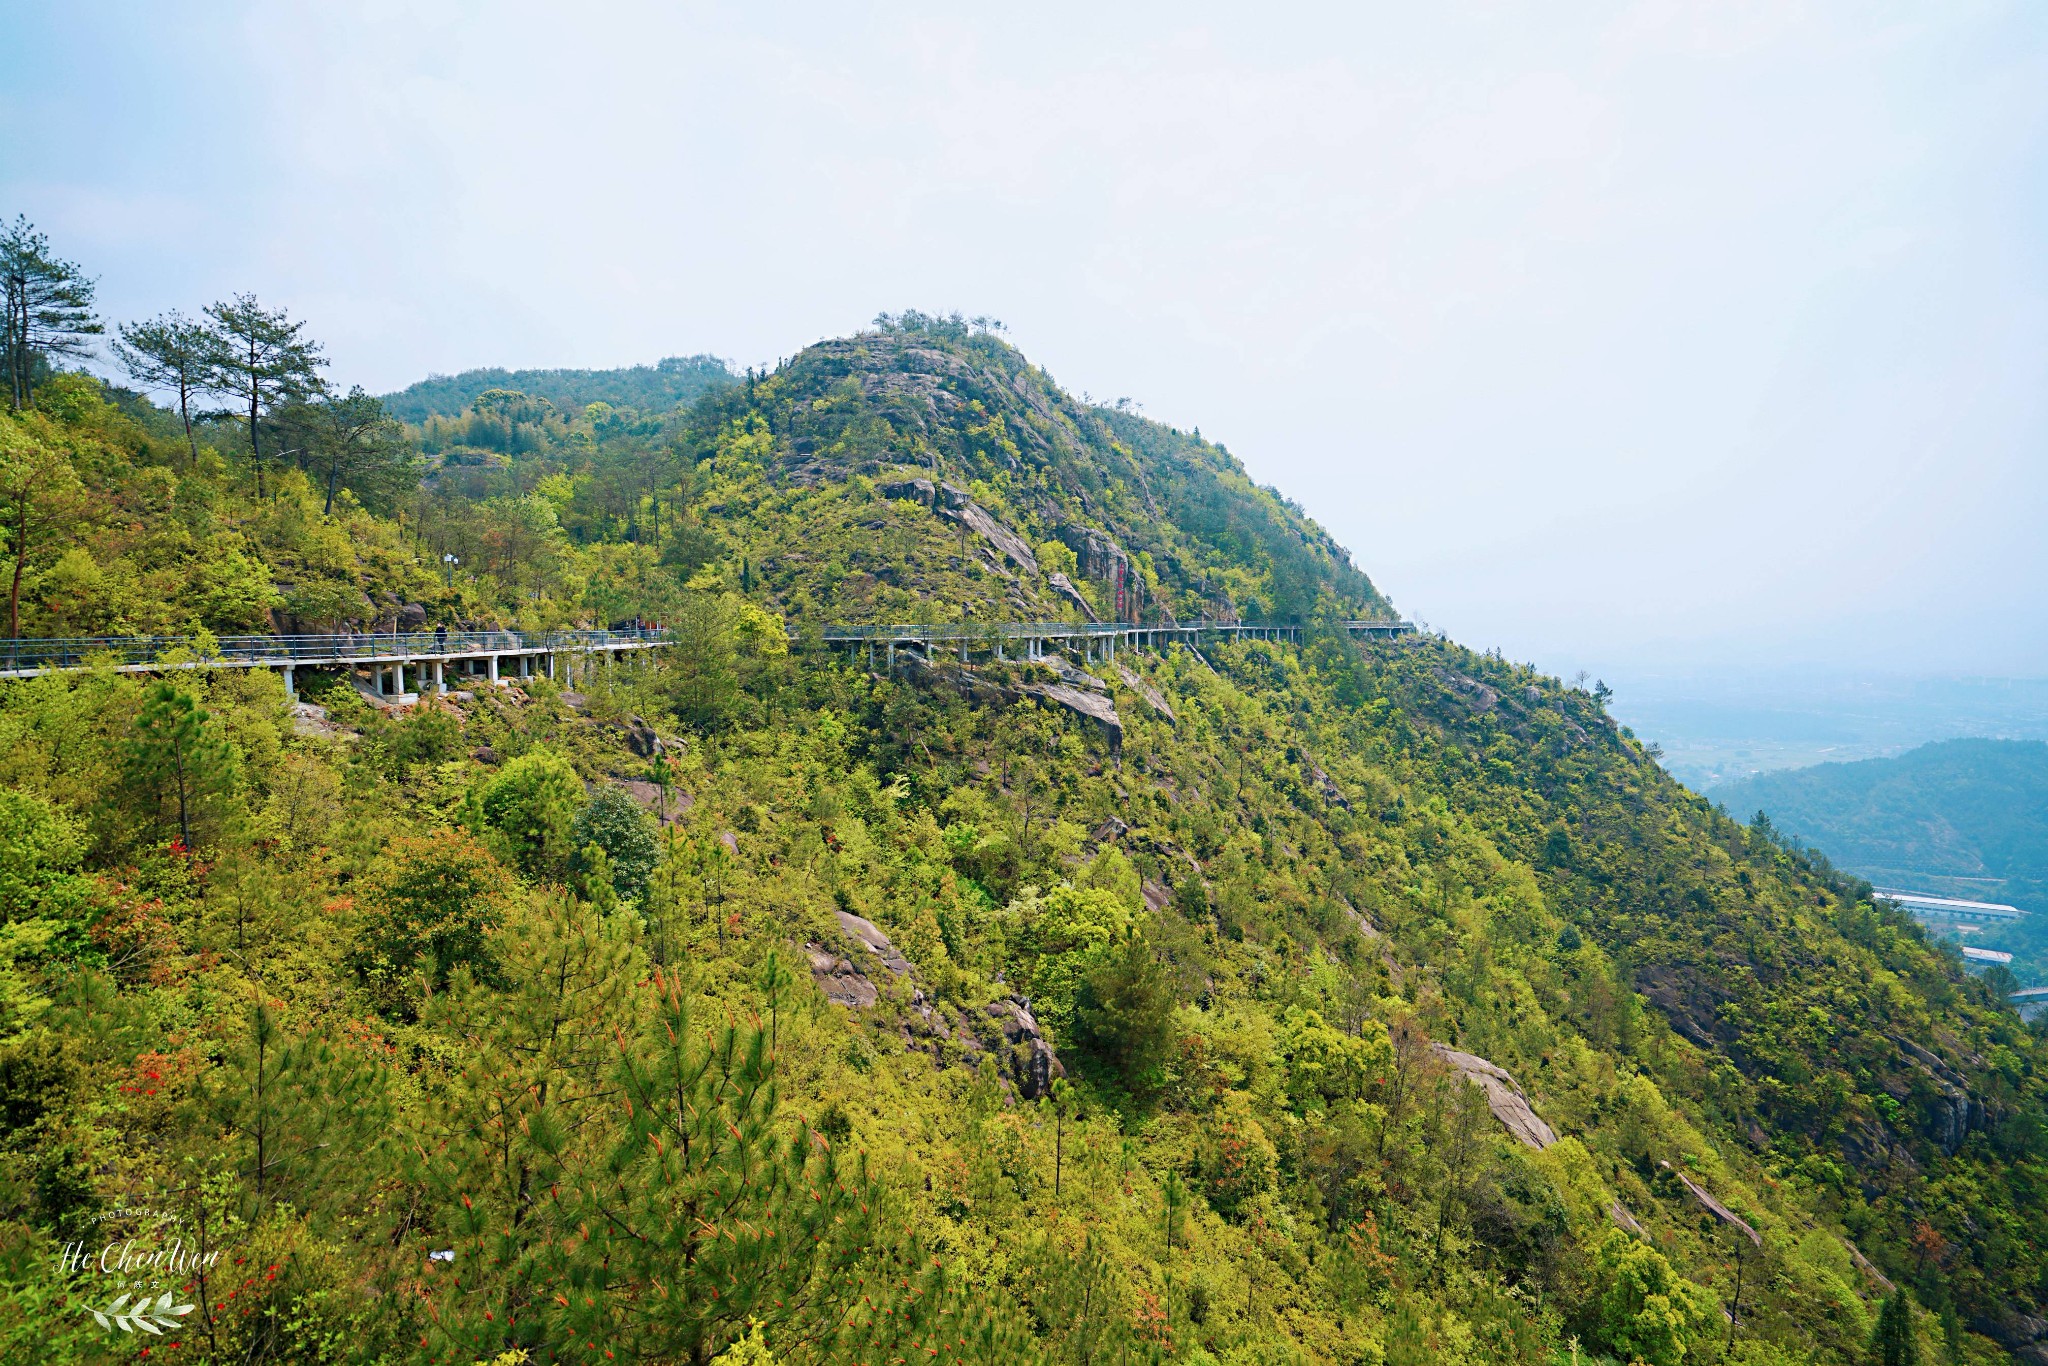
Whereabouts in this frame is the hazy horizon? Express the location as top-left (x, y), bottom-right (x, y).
top-left (6, 3), bottom-right (2044, 683)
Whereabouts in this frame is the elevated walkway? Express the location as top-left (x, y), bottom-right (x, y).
top-left (0, 628), bottom-right (666, 698)
top-left (820, 618), bottom-right (1414, 667)
top-left (0, 616), bottom-right (1413, 694)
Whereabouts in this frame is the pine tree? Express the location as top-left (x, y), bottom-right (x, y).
top-left (122, 680), bottom-right (238, 848)
top-left (113, 310), bottom-right (216, 465)
top-left (203, 293), bottom-right (325, 498)
top-left (1872, 1292), bottom-right (1922, 1366)
top-left (0, 216), bottom-right (101, 411)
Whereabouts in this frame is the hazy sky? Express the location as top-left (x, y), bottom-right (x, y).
top-left (6, 3), bottom-right (2045, 680)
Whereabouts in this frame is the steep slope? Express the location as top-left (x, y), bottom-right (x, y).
top-left (2, 326), bottom-right (2045, 1366)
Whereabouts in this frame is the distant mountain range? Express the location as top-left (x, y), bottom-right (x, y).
top-left (1712, 738), bottom-right (2048, 977)
top-left (381, 354), bottom-right (733, 422)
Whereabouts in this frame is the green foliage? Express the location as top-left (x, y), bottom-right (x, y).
top-left (1073, 926), bottom-right (1180, 1100)
top-left (346, 829), bottom-right (515, 1017)
top-left (1592, 1229), bottom-right (1721, 1365)
top-left (383, 354), bottom-right (732, 423)
top-left (478, 748), bottom-right (585, 877)
top-left (570, 784), bottom-right (659, 902)
top-left (5, 319), bottom-right (2048, 1366)
top-left (121, 679), bottom-right (239, 847)
top-left (0, 788), bottom-right (85, 918)
top-left (1871, 1292), bottom-right (1922, 1366)
top-left (1017, 882), bottom-right (1128, 1034)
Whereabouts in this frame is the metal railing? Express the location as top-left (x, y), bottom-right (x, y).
top-left (818, 618), bottom-right (1413, 643)
top-left (0, 627), bottom-right (671, 674)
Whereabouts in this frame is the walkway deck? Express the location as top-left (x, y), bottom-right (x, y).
top-left (820, 618), bottom-right (1415, 666)
top-left (0, 628), bottom-right (667, 697)
top-left (0, 617), bottom-right (1413, 694)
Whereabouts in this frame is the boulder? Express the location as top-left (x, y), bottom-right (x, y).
top-left (1047, 572), bottom-right (1098, 622)
top-left (984, 996), bottom-right (1065, 1100)
top-left (1431, 1044), bottom-right (1558, 1150)
top-left (624, 714), bottom-right (662, 757)
top-left (836, 910), bottom-right (914, 977)
top-left (1026, 682), bottom-right (1122, 750)
top-left (807, 945), bottom-right (878, 1009)
top-left (397, 602), bottom-right (428, 630)
top-left (1113, 662), bottom-right (1176, 721)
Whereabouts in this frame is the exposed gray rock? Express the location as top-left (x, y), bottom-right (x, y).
top-left (1113, 662), bottom-right (1176, 721)
top-left (1027, 682), bottom-right (1123, 750)
top-left (806, 944), bottom-right (877, 1008)
top-left (836, 910), bottom-right (914, 977)
top-left (1431, 1044), bottom-right (1558, 1150)
top-left (1661, 1162), bottom-right (1761, 1246)
top-left (397, 602), bottom-right (428, 630)
top-left (1609, 1201), bottom-right (1647, 1236)
top-left (1089, 815), bottom-right (1129, 847)
top-left (624, 714), bottom-right (662, 757)
top-left (1044, 654), bottom-right (1106, 691)
top-left (1047, 572), bottom-right (1098, 621)
top-left (1893, 1034), bottom-right (1975, 1154)
top-left (984, 996), bottom-right (1065, 1100)
top-left (877, 474), bottom-right (1039, 574)
top-left (289, 701), bottom-right (345, 740)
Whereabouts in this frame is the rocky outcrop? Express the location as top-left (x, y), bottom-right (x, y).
top-left (1893, 1033), bottom-right (1975, 1155)
top-left (624, 715), bottom-right (662, 757)
top-left (1976, 1312), bottom-right (2048, 1366)
top-left (835, 910), bottom-right (912, 977)
top-left (1047, 572), bottom-right (1097, 621)
top-left (1431, 1044), bottom-right (1558, 1150)
top-left (1661, 1162), bottom-right (1761, 1246)
top-left (1026, 681), bottom-right (1122, 750)
top-left (984, 996), bottom-right (1065, 1100)
top-left (806, 911), bottom-right (1065, 1101)
top-left (877, 475), bottom-right (1039, 574)
top-left (1114, 662), bottom-right (1176, 721)
top-left (806, 945), bottom-right (878, 1008)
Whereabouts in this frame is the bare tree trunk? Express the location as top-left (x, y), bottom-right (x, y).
top-left (178, 377), bottom-right (198, 467)
top-left (8, 499), bottom-right (25, 639)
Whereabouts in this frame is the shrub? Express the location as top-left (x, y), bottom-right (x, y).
top-left (478, 749), bottom-right (585, 878)
top-left (571, 785), bottom-right (659, 903)
top-left (347, 829), bottom-right (516, 1018)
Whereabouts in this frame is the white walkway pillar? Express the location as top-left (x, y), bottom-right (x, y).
top-left (488, 655), bottom-right (499, 683)
top-left (435, 659), bottom-right (446, 693)
top-left (282, 665), bottom-right (295, 698)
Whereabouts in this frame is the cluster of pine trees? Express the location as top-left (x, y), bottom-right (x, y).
top-left (1, 225), bottom-right (2044, 1365)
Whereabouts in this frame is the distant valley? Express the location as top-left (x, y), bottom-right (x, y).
top-left (1711, 738), bottom-right (2048, 981)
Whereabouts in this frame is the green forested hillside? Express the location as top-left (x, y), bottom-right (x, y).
top-left (3, 313), bottom-right (2046, 1366)
top-left (382, 355), bottom-right (733, 424)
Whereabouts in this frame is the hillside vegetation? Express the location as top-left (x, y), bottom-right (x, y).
top-left (2, 309), bottom-right (2045, 1366)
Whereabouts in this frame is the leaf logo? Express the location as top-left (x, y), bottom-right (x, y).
top-left (84, 1290), bottom-right (196, 1334)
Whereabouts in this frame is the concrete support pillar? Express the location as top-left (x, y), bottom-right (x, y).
top-left (488, 655), bottom-right (499, 683)
top-left (887, 642), bottom-right (896, 672)
top-left (435, 659), bottom-right (446, 693)
top-left (282, 665), bottom-right (295, 699)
